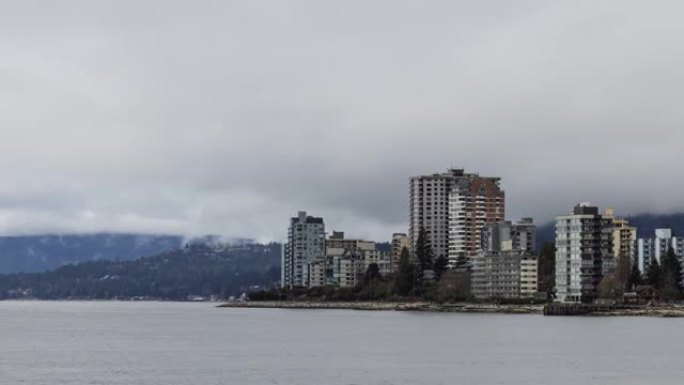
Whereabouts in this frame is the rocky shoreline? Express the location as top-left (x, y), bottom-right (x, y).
top-left (218, 301), bottom-right (684, 317)
top-left (218, 301), bottom-right (544, 314)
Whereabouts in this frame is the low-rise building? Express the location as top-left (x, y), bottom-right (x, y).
top-left (363, 248), bottom-right (392, 277)
top-left (471, 220), bottom-right (538, 300)
top-left (308, 258), bottom-right (328, 288)
top-left (471, 251), bottom-right (527, 299)
top-left (334, 250), bottom-right (363, 288)
top-left (307, 232), bottom-right (390, 288)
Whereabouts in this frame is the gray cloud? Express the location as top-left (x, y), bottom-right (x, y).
top-left (0, 0), bottom-right (683, 241)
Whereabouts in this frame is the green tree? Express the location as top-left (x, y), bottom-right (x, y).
top-left (625, 261), bottom-right (643, 292)
top-left (415, 227), bottom-right (434, 273)
top-left (436, 270), bottom-right (471, 303)
top-left (645, 257), bottom-right (662, 288)
top-left (454, 254), bottom-right (469, 268)
top-left (433, 255), bottom-right (448, 280)
top-left (364, 263), bottom-right (382, 284)
top-left (660, 247), bottom-right (682, 301)
top-left (395, 247), bottom-right (414, 296)
top-left (615, 254), bottom-right (633, 292)
top-left (537, 242), bottom-right (556, 293)
top-left (598, 274), bottom-right (623, 299)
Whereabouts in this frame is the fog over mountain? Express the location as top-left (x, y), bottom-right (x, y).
top-left (0, 233), bottom-right (254, 274)
top-left (1, 1), bottom-right (684, 242)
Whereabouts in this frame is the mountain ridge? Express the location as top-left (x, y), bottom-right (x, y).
top-left (0, 233), bottom-right (251, 274)
top-left (0, 242), bottom-right (281, 300)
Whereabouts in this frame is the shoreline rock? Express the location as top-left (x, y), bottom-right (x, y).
top-left (218, 301), bottom-right (684, 317)
top-left (217, 301), bottom-right (544, 314)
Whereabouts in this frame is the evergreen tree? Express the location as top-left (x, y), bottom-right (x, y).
top-left (537, 242), bottom-right (556, 293)
top-left (645, 257), bottom-right (662, 288)
top-left (433, 255), bottom-right (448, 280)
top-left (364, 263), bottom-right (382, 284)
top-left (660, 247), bottom-right (683, 300)
top-left (454, 254), bottom-right (468, 268)
top-left (415, 227), bottom-right (434, 273)
top-left (625, 261), bottom-right (643, 292)
top-left (395, 247), bottom-right (414, 296)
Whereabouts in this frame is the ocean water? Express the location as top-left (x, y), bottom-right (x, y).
top-left (0, 301), bottom-right (682, 385)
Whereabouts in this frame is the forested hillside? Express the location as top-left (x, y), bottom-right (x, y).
top-left (0, 243), bottom-right (281, 300)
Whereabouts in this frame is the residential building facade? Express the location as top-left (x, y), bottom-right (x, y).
top-left (555, 203), bottom-right (614, 303)
top-left (637, 229), bottom-right (684, 274)
top-left (603, 208), bottom-right (637, 277)
top-left (307, 258), bottom-right (328, 288)
top-left (480, 219), bottom-right (536, 254)
top-left (520, 255), bottom-right (538, 297)
top-left (307, 231), bottom-right (391, 288)
top-left (391, 233), bottom-right (410, 271)
top-left (448, 174), bottom-right (505, 264)
top-left (282, 211), bottom-right (325, 288)
top-left (409, 169), bottom-right (458, 261)
top-left (470, 220), bottom-right (538, 300)
top-left (471, 251), bottom-right (536, 299)
top-left (409, 168), bottom-right (505, 267)
top-left (325, 247), bottom-right (364, 288)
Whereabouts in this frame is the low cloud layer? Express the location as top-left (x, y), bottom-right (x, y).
top-left (0, 1), bottom-right (683, 241)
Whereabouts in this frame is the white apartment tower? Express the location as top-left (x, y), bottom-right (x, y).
top-left (637, 229), bottom-right (684, 274)
top-left (555, 203), bottom-right (614, 303)
top-left (281, 211), bottom-right (325, 288)
top-left (410, 170), bottom-right (455, 260)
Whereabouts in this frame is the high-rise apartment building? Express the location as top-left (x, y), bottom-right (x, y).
top-left (448, 173), bottom-right (505, 264)
top-left (637, 229), bottom-right (684, 274)
top-left (391, 233), bottom-right (410, 271)
top-left (409, 170), bottom-right (457, 260)
top-left (281, 211), bottom-right (325, 288)
top-left (409, 168), bottom-right (505, 266)
top-left (555, 203), bottom-right (614, 303)
top-left (520, 255), bottom-right (539, 297)
top-left (603, 209), bottom-right (637, 275)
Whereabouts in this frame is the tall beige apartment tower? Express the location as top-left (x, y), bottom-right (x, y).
top-left (391, 233), bottom-right (410, 272)
top-left (409, 168), bottom-right (505, 265)
top-left (603, 208), bottom-right (637, 276)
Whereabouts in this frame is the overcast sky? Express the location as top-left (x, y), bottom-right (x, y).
top-left (0, 1), bottom-right (683, 242)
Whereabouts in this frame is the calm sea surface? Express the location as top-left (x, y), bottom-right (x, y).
top-left (1, 301), bottom-right (683, 385)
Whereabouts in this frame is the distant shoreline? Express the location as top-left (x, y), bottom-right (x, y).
top-left (218, 301), bottom-right (684, 317)
top-left (218, 301), bottom-right (544, 314)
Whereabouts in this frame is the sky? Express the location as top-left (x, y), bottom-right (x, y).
top-left (0, 0), bottom-right (683, 242)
